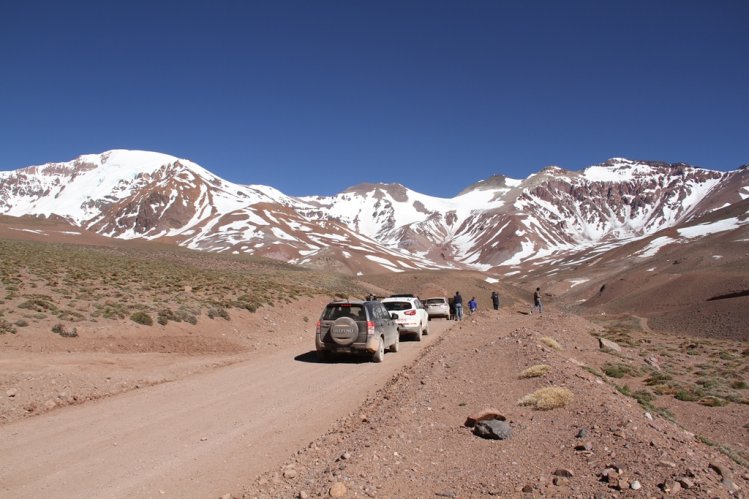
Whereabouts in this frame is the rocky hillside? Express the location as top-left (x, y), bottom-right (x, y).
top-left (238, 308), bottom-right (749, 498)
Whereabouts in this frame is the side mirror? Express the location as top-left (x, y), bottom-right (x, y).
top-left (390, 313), bottom-right (398, 320)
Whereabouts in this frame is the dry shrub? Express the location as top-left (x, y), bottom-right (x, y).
top-left (518, 387), bottom-right (573, 410)
top-left (540, 336), bottom-right (562, 350)
top-left (520, 364), bottom-right (551, 379)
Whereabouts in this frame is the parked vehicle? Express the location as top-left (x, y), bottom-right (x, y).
top-left (315, 300), bottom-right (399, 362)
top-left (424, 297), bottom-right (450, 320)
top-left (381, 297), bottom-right (429, 341)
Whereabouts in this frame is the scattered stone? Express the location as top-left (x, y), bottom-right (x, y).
top-left (284, 469), bottom-right (298, 479)
top-left (473, 420), bottom-right (512, 440)
top-left (599, 337), bottom-right (622, 352)
top-left (644, 412), bottom-right (653, 421)
top-left (644, 356), bottom-right (661, 370)
top-left (299, 491), bottom-right (309, 499)
top-left (220, 494), bottom-right (231, 499)
top-left (575, 442), bottom-right (593, 452)
top-left (44, 399), bottom-right (56, 410)
top-left (660, 480), bottom-right (682, 494)
top-left (521, 484), bottom-right (533, 493)
top-left (709, 462), bottom-right (726, 477)
top-left (464, 408), bottom-right (505, 427)
top-left (660, 459), bottom-right (677, 468)
top-left (552, 477), bottom-right (569, 486)
top-left (200, 437), bottom-right (208, 442)
top-left (631, 480), bottom-right (642, 490)
top-left (722, 478), bottom-right (739, 494)
top-left (616, 479), bottom-right (629, 491)
top-left (329, 482), bottom-right (346, 497)
top-left (341, 451), bottom-right (351, 460)
top-left (678, 477), bottom-right (694, 489)
top-left (6, 388), bottom-right (18, 398)
top-left (553, 468), bottom-right (574, 478)
top-left (435, 493), bottom-right (457, 498)
top-left (575, 427), bottom-right (587, 438)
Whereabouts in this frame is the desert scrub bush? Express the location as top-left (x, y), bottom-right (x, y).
top-left (603, 362), bottom-right (640, 378)
top-left (207, 306), bottom-right (230, 320)
top-left (520, 364), bottom-right (551, 379)
top-left (51, 323), bottom-right (78, 337)
top-left (56, 309), bottom-right (85, 322)
top-left (700, 396), bottom-right (729, 407)
top-left (517, 387), bottom-right (573, 410)
top-left (0, 319), bottom-right (17, 334)
top-left (18, 295), bottom-right (58, 313)
top-left (14, 319), bottom-right (29, 327)
top-left (730, 380), bottom-right (748, 390)
top-left (675, 387), bottom-right (704, 402)
top-left (645, 371), bottom-right (673, 385)
top-left (540, 337), bottom-right (562, 350)
top-left (130, 311), bottom-right (153, 326)
top-left (157, 308), bottom-right (175, 326)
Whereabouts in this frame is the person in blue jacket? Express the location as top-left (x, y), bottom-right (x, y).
top-left (468, 297), bottom-right (477, 314)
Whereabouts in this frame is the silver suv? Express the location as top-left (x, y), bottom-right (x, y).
top-left (315, 300), bottom-right (399, 362)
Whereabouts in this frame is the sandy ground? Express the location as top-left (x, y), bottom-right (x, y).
top-left (0, 316), bottom-right (453, 498)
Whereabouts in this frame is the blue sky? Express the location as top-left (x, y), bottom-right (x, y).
top-left (1, 1), bottom-right (747, 197)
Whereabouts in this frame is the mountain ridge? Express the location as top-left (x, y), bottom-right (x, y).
top-left (1, 149), bottom-right (747, 274)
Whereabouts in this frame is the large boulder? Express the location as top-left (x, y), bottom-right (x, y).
top-left (473, 419), bottom-right (512, 440)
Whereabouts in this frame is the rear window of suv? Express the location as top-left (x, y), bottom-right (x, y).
top-left (322, 304), bottom-right (366, 321)
top-left (383, 301), bottom-right (412, 312)
top-left (425, 298), bottom-right (446, 305)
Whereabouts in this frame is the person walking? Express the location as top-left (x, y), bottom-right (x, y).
top-left (468, 297), bottom-right (477, 314)
top-left (453, 291), bottom-right (463, 321)
top-left (491, 291), bottom-right (500, 310)
top-left (531, 287), bottom-right (543, 314)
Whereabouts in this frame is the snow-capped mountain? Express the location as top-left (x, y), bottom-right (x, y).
top-left (1, 150), bottom-right (747, 274)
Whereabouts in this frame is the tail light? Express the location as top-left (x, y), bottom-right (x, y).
top-left (315, 320), bottom-right (321, 335)
top-left (367, 321), bottom-right (375, 336)
top-left (404, 310), bottom-right (416, 316)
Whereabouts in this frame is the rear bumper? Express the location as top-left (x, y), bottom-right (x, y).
top-left (316, 334), bottom-right (379, 353)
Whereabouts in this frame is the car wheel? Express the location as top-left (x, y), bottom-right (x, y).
top-left (423, 319), bottom-right (429, 335)
top-left (372, 337), bottom-right (384, 362)
top-left (414, 325), bottom-right (423, 342)
top-left (389, 333), bottom-right (400, 353)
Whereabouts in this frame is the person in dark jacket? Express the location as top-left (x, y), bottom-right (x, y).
top-left (491, 291), bottom-right (500, 310)
top-left (453, 291), bottom-right (463, 321)
top-left (531, 287), bottom-right (543, 314)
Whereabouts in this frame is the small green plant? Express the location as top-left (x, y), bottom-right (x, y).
top-left (603, 362), bottom-right (640, 378)
top-left (0, 319), bottom-right (17, 334)
top-left (675, 388), bottom-right (704, 402)
top-left (699, 396), bottom-right (729, 407)
top-left (207, 306), bottom-right (230, 320)
top-left (130, 311), bottom-right (153, 326)
top-left (730, 380), bottom-right (748, 390)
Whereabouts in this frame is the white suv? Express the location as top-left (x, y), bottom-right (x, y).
top-left (381, 296), bottom-right (429, 341)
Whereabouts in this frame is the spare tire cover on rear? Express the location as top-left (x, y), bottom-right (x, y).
top-left (330, 317), bottom-right (359, 346)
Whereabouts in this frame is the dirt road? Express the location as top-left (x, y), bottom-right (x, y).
top-left (0, 320), bottom-right (453, 498)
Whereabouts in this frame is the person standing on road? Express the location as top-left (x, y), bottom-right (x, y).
top-left (530, 287), bottom-right (543, 314)
top-left (491, 291), bottom-right (500, 310)
top-left (453, 291), bottom-right (463, 321)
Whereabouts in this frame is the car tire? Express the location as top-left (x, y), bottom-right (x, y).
top-left (414, 325), bottom-right (422, 342)
top-left (372, 337), bottom-right (384, 363)
top-left (423, 320), bottom-right (429, 335)
top-left (330, 317), bottom-right (358, 346)
top-left (389, 333), bottom-right (400, 353)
